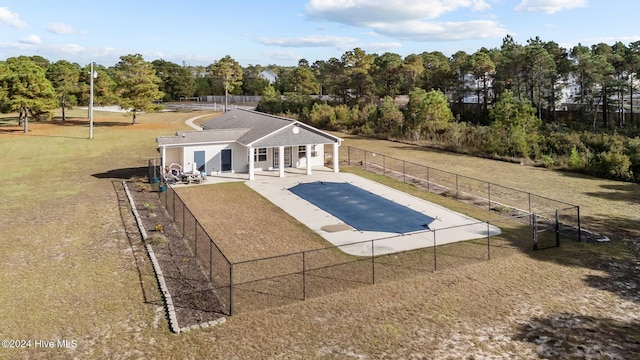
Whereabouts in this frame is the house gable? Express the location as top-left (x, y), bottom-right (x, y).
top-left (251, 124), bottom-right (339, 148)
top-left (201, 109), bottom-right (341, 147)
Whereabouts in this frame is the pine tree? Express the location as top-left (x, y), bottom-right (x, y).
top-left (113, 54), bottom-right (164, 124)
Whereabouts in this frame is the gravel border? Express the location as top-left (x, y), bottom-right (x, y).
top-left (122, 181), bottom-right (226, 333)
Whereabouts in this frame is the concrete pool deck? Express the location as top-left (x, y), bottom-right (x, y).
top-left (205, 168), bottom-right (501, 256)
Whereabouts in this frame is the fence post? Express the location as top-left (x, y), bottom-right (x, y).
top-left (383, 155), bottom-right (386, 176)
top-left (577, 206), bottom-right (582, 243)
top-left (172, 190), bottom-right (176, 222)
top-left (528, 193), bottom-right (532, 214)
top-left (403, 161), bottom-right (406, 183)
top-left (229, 264), bottom-right (234, 316)
top-left (533, 214), bottom-right (538, 250)
top-left (555, 210), bottom-right (560, 247)
top-left (371, 240), bottom-right (375, 284)
top-left (488, 183), bottom-right (491, 211)
top-left (364, 151), bottom-right (367, 171)
top-left (433, 230), bottom-right (437, 272)
top-left (455, 174), bottom-right (459, 199)
top-left (487, 222), bottom-right (491, 260)
top-left (427, 167), bottom-right (430, 193)
top-left (209, 240), bottom-right (213, 281)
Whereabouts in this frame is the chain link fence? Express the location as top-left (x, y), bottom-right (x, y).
top-left (148, 148), bottom-right (581, 315)
top-left (342, 146), bottom-right (581, 241)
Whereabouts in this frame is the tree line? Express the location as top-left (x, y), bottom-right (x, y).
top-left (0, 54), bottom-right (241, 130)
top-left (1, 35), bottom-right (640, 181)
top-left (251, 36), bottom-right (640, 182)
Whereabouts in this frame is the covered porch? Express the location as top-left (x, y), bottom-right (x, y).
top-left (169, 166), bottom-right (339, 187)
top-left (246, 142), bottom-right (340, 180)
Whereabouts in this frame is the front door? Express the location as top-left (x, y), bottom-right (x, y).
top-left (194, 151), bottom-right (206, 173)
top-left (273, 147), bottom-right (292, 168)
top-left (221, 149), bottom-right (232, 172)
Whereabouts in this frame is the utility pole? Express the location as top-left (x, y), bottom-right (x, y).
top-left (89, 62), bottom-right (97, 139)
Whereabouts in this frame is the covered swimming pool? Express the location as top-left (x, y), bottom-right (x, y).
top-left (288, 181), bottom-right (435, 234)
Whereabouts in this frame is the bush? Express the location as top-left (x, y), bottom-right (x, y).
top-left (146, 234), bottom-right (167, 246)
top-left (567, 145), bottom-right (583, 169)
top-left (589, 150), bottom-right (633, 181)
top-left (628, 138), bottom-right (640, 182)
top-left (540, 154), bottom-right (555, 168)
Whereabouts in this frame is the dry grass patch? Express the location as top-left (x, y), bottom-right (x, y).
top-left (176, 182), bottom-right (331, 262)
top-left (172, 169), bottom-right (548, 314)
top-left (1, 110), bottom-right (638, 358)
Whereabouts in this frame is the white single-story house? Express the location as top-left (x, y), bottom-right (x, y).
top-left (157, 109), bottom-right (342, 180)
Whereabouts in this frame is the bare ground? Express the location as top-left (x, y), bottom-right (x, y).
top-left (124, 181), bottom-right (226, 328)
top-left (2, 111), bottom-right (639, 359)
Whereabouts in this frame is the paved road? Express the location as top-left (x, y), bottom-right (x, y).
top-left (184, 114), bottom-right (210, 131)
top-left (165, 103), bottom-right (256, 112)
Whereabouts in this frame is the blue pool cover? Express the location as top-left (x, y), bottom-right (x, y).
top-left (288, 181), bottom-right (434, 233)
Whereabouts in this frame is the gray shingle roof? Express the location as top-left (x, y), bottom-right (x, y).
top-left (157, 128), bottom-right (249, 146)
top-left (158, 108), bottom-right (341, 147)
top-left (201, 109), bottom-right (295, 145)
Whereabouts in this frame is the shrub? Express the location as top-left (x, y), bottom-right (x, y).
top-left (143, 202), bottom-right (157, 212)
top-left (567, 145), bottom-right (583, 169)
top-left (540, 154), bottom-right (555, 168)
top-left (628, 138), bottom-right (640, 182)
top-left (146, 234), bottom-right (167, 246)
top-left (589, 150), bottom-right (633, 181)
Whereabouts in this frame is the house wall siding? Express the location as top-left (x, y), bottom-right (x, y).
top-left (164, 141), bottom-right (329, 177)
top-left (164, 148), bottom-right (183, 169)
top-left (179, 142), bottom-right (248, 175)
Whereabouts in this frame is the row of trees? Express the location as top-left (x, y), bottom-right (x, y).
top-left (266, 36), bottom-right (640, 132)
top-left (257, 86), bottom-right (639, 182)
top-left (0, 54), bottom-right (244, 131)
top-left (5, 35), bottom-right (640, 133)
top-left (2, 35), bottom-right (640, 180)
top-left (152, 36), bottom-right (640, 132)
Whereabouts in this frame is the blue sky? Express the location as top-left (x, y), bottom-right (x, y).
top-left (1, 0), bottom-right (639, 67)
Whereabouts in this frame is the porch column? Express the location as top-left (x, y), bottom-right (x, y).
top-left (160, 146), bottom-right (166, 175)
top-left (305, 144), bottom-right (312, 175)
top-left (248, 147), bottom-right (255, 180)
top-left (333, 142), bottom-right (340, 173)
top-left (278, 145), bottom-right (285, 177)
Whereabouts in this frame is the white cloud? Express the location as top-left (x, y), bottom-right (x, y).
top-left (364, 42), bottom-right (402, 53)
top-left (304, 0), bottom-right (503, 42)
top-left (19, 34), bottom-right (41, 45)
top-left (262, 50), bottom-right (302, 62)
top-left (371, 20), bottom-right (507, 41)
top-left (515, 0), bottom-right (588, 14)
top-left (47, 22), bottom-right (76, 34)
top-left (0, 41), bottom-right (35, 52)
top-left (579, 35), bottom-right (640, 46)
top-left (368, 42), bottom-right (402, 48)
top-left (306, 0), bottom-right (490, 23)
top-left (258, 35), bottom-right (358, 49)
top-left (0, 7), bottom-right (27, 28)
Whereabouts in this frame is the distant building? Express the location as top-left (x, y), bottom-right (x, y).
top-left (259, 69), bottom-right (278, 84)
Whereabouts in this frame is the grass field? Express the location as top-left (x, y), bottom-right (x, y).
top-left (1, 110), bottom-right (639, 359)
